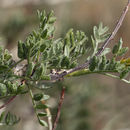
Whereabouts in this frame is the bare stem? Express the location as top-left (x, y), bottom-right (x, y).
top-left (11, 59), bottom-right (24, 69)
top-left (0, 96), bottom-right (16, 109)
top-left (52, 87), bottom-right (65, 130)
top-left (96, 0), bottom-right (130, 56)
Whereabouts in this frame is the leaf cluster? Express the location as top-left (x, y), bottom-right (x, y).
top-left (0, 111), bottom-right (20, 126)
top-left (31, 91), bottom-right (50, 127)
top-left (0, 47), bottom-right (14, 74)
top-left (88, 36), bottom-right (130, 79)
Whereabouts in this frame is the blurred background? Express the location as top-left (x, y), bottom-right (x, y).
top-left (0, 0), bottom-right (130, 130)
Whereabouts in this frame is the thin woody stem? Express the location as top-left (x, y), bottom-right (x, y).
top-left (96, 0), bottom-right (130, 56)
top-left (52, 87), bottom-right (65, 130)
top-left (0, 96), bottom-right (16, 109)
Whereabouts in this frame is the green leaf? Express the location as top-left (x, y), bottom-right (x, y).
top-left (41, 29), bottom-right (48, 39)
top-left (117, 47), bottom-right (128, 56)
top-left (33, 93), bottom-right (43, 101)
top-left (42, 51), bottom-right (48, 61)
top-left (38, 112), bottom-right (47, 117)
top-left (0, 111), bottom-right (5, 122)
top-left (40, 44), bottom-right (47, 52)
top-left (4, 50), bottom-right (12, 61)
top-left (70, 31), bottom-right (75, 47)
top-left (41, 18), bottom-right (47, 29)
top-left (21, 43), bottom-right (28, 59)
top-left (10, 84), bottom-right (18, 94)
top-left (36, 103), bottom-right (48, 109)
top-left (118, 38), bottom-right (123, 50)
top-left (69, 61), bottom-right (77, 68)
top-left (93, 26), bottom-right (99, 41)
top-left (17, 84), bottom-right (26, 93)
top-left (39, 119), bottom-right (48, 127)
top-left (120, 69), bottom-right (129, 79)
top-left (0, 111), bottom-right (20, 125)
top-left (37, 10), bottom-right (41, 19)
top-left (106, 57), bottom-right (116, 70)
top-left (5, 112), bottom-right (11, 125)
top-left (101, 48), bottom-right (111, 56)
top-left (99, 55), bottom-right (107, 70)
top-left (40, 75), bottom-right (51, 80)
top-left (43, 95), bottom-right (50, 100)
top-left (91, 23), bottom-right (110, 56)
top-left (112, 38), bottom-right (123, 55)
top-left (49, 17), bottom-right (56, 24)
top-left (32, 64), bottom-right (45, 80)
top-left (98, 22), bottom-right (109, 35)
top-left (89, 56), bottom-right (99, 71)
top-left (18, 40), bottom-right (24, 59)
top-left (112, 45), bottom-right (119, 54)
top-left (0, 83), bottom-right (7, 96)
top-left (61, 56), bottom-right (70, 68)
top-left (0, 65), bottom-right (10, 73)
top-left (64, 45), bottom-right (70, 57)
top-left (26, 62), bottom-right (35, 77)
top-left (91, 36), bottom-right (96, 49)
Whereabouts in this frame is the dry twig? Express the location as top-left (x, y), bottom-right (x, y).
top-left (52, 87), bottom-right (65, 130)
top-left (0, 96), bottom-right (16, 109)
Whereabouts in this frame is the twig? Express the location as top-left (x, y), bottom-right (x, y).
top-left (11, 59), bottom-right (24, 69)
top-left (96, 0), bottom-right (130, 56)
top-left (0, 96), bottom-right (16, 109)
top-left (52, 87), bottom-right (65, 130)
top-left (50, 0), bottom-right (130, 82)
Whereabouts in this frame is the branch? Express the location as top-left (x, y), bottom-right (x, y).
top-left (0, 96), bottom-right (16, 109)
top-left (13, 0), bottom-right (129, 85)
top-left (96, 0), bottom-right (130, 56)
top-left (52, 87), bottom-right (65, 130)
top-left (65, 69), bottom-right (117, 77)
top-left (65, 69), bottom-right (130, 83)
top-left (50, 0), bottom-right (130, 82)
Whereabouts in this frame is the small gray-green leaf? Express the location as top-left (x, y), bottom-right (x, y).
top-left (38, 112), bottom-right (47, 117)
top-left (5, 112), bottom-right (11, 125)
top-left (36, 103), bottom-right (48, 109)
top-left (43, 95), bottom-right (50, 100)
top-left (39, 119), bottom-right (48, 127)
top-left (117, 47), bottom-right (128, 56)
top-left (64, 45), bottom-right (70, 57)
top-left (101, 48), bottom-right (111, 56)
top-left (112, 45), bottom-right (119, 54)
top-left (0, 83), bottom-right (7, 96)
top-left (0, 65), bottom-right (10, 73)
top-left (33, 93), bottom-right (43, 101)
top-left (0, 111), bottom-right (5, 122)
top-left (120, 69), bottom-right (129, 79)
top-left (41, 29), bottom-right (48, 39)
